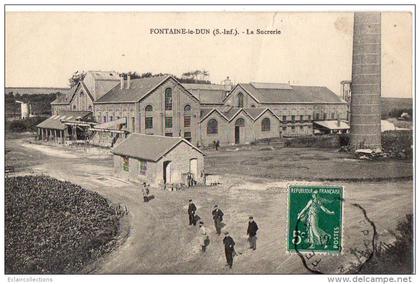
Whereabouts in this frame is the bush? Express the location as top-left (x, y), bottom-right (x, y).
top-left (338, 133), bottom-right (350, 147)
top-left (381, 131), bottom-right (413, 159)
top-left (284, 135), bottom-right (340, 148)
top-left (356, 214), bottom-right (413, 274)
top-left (6, 117), bottom-right (45, 133)
top-left (6, 176), bottom-right (125, 273)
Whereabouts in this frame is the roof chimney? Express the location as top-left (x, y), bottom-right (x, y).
top-left (120, 74), bottom-right (124, 90)
top-left (223, 76), bottom-right (232, 91)
top-left (126, 74), bottom-right (131, 89)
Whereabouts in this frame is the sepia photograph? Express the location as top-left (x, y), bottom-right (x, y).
top-left (3, 3), bottom-right (415, 278)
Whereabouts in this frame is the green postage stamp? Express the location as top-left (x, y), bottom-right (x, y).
top-left (288, 185), bottom-right (343, 254)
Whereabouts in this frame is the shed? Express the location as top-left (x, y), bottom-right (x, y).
top-left (112, 133), bottom-right (205, 186)
top-left (313, 120), bottom-right (350, 134)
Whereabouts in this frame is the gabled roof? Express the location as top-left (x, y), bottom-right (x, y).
top-left (200, 107), bottom-right (279, 123)
top-left (36, 111), bottom-right (92, 130)
top-left (183, 83), bottom-right (226, 105)
top-left (112, 133), bottom-right (204, 162)
top-left (95, 75), bottom-right (195, 104)
top-left (242, 108), bottom-right (280, 121)
top-left (228, 83), bottom-right (346, 104)
top-left (50, 81), bottom-right (94, 105)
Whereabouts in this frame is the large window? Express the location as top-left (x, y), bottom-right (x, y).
top-left (291, 115), bottom-right (295, 122)
top-left (165, 117), bottom-right (173, 128)
top-left (282, 115), bottom-right (287, 122)
top-left (237, 93), bottom-right (244, 108)
top-left (184, 115), bottom-right (191, 127)
top-left (331, 113), bottom-right (335, 119)
top-left (145, 105), bottom-right (153, 112)
top-left (261, 118), bottom-right (271, 132)
top-left (139, 160), bottom-right (147, 175)
top-left (207, 119), bottom-right (218, 134)
top-left (300, 115), bottom-right (304, 121)
top-left (165, 88), bottom-right (172, 110)
top-left (123, 156), bottom-right (129, 172)
top-left (145, 117), bottom-right (153, 129)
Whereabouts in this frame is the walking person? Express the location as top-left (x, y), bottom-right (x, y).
top-left (199, 221), bottom-right (209, 252)
top-left (212, 205), bottom-right (224, 235)
top-left (223, 231), bottom-right (236, 269)
top-left (142, 182), bottom-right (150, 202)
top-left (247, 216), bottom-right (259, 250)
top-left (188, 199), bottom-right (197, 226)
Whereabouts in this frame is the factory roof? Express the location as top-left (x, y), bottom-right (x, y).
top-left (112, 133), bottom-right (204, 162)
top-left (36, 111), bottom-right (92, 130)
top-left (314, 120), bottom-right (350, 130)
top-left (183, 83), bottom-right (227, 105)
top-left (230, 83), bottom-right (346, 104)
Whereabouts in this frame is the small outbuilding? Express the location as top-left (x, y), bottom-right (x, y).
top-left (112, 133), bottom-right (205, 187)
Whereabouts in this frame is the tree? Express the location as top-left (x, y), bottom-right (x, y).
top-left (68, 71), bottom-right (86, 87)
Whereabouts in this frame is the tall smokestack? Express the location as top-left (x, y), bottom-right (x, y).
top-left (350, 12), bottom-right (382, 150)
top-left (120, 74), bottom-right (124, 90)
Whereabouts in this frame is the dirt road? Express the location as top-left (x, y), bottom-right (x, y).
top-left (6, 138), bottom-right (413, 274)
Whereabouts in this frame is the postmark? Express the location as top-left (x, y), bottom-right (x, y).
top-left (287, 185), bottom-right (343, 254)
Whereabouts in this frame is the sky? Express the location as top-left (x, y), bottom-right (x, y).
top-left (5, 12), bottom-right (412, 98)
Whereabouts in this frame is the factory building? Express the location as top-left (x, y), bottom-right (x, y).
top-left (38, 70), bottom-right (348, 147)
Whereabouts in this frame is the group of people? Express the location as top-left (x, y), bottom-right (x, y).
top-left (187, 200), bottom-right (259, 269)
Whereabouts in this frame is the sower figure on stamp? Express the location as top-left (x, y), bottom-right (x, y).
top-left (199, 221), bottom-right (209, 252)
top-left (247, 216), bottom-right (259, 250)
top-left (223, 231), bottom-right (235, 269)
top-left (188, 199), bottom-right (197, 226)
top-left (212, 205), bottom-right (224, 235)
top-left (297, 190), bottom-right (335, 249)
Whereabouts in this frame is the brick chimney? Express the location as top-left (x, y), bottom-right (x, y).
top-left (126, 74), bottom-right (131, 89)
top-left (350, 12), bottom-right (382, 150)
top-left (120, 74), bottom-right (124, 90)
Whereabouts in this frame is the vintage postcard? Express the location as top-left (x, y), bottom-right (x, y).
top-left (3, 4), bottom-right (414, 279)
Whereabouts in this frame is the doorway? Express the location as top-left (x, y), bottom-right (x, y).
top-left (189, 158), bottom-right (198, 179)
top-left (235, 126), bottom-right (240, 144)
top-left (163, 161), bottom-right (172, 184)
top-left (234, 118), bottom-right (245, 144)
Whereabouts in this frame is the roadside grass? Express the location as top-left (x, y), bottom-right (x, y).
top-left (352, 214), bottom-right (413, 274)
top-left (205, 146), bottom-right (412, 181)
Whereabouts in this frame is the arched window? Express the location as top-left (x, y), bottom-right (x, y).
top-left (235, 118), bottom-right (245, 127)
top-left (237, 93), bottom-right (244, 108)
top-left (165, 88), bottom-right (172, 110)
top-left (262, 118), bottom-right (271, 132)
top-left (72, 105), bottom-right (76, 110)
top-left (88, 105), bottom-right (92, 111)
top-left (145, 105), bottom-right (153, 112)
top-left (184, 104), bottom-right (191, 112)
top-left (207, 119), bottom-right (218, 134)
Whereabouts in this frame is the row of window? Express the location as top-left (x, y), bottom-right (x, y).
top-left (206, 117), bottom-right (316, 135)
top-left (122, 157), bottom-right (147, 175)
top-left (145, 103), bottom-right (192, 112)
top-left (207, 117), bottom-right (271, 134)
